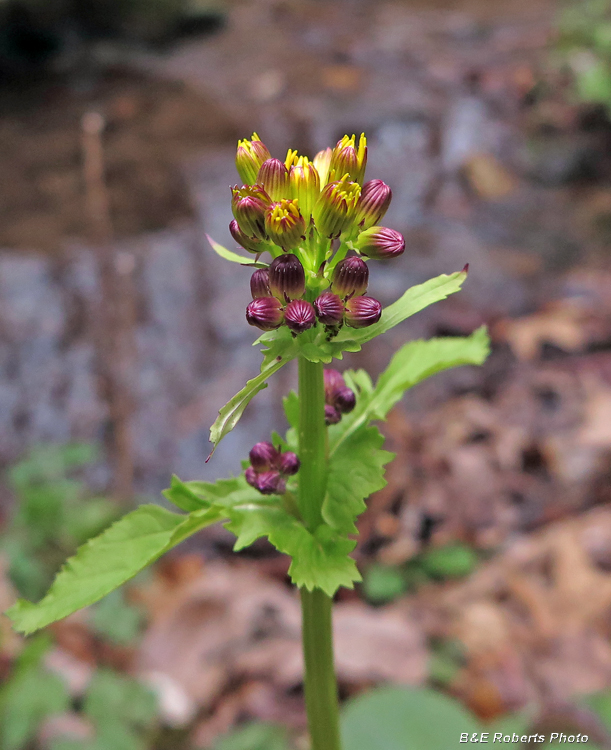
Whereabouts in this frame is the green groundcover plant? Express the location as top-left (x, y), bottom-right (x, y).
top-left (6, 132), bottom-right (489, 750)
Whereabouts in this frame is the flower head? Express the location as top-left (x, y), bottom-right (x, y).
top-left (355, 179), bottom-right (392, 229)
top-left (245, 442), bottom-right (300, 495)
top-left (332, 256), bottom-right (369, 298)
top-left (285, 299), bottom-right (316, 334)
top-left (246, 297), bottom-right (284, 330)
top-left (356, 226), bottom-right (405, 260)
top-left (249, 441), bottom-right (280, 471)
top-left (236, 133), bottom-right (271, 185)
top-left (268, 254), bottom-right (306, 300)
top-left (313, 147), bottom-right (333, 186)
top-left (312, 175), bottom-right (361, 238)
top-left (314, 292), bottom-right (344, 325)
top-left (231, 184), bottom-right (271, 240)
top-left (288, 155), bottom-right (320, 223)
top-left (335, 386), bottom-right (356, 413)
top-left (230, 219), bottom-right (262, 254)
top-left (250, 268), bottom-right (272, 299)
top-left (329, 133), bottom-right (367, 184)
top-left (265, 199), bottom-right (306, 250)
top-left (257, 158), bottom-right (290, 202)
top-left (324, 404), bottom-right (342, 425)
top-left (344, 296), bottom-right (382, 328)
top-left (278, 451), bottom-right (300, 476)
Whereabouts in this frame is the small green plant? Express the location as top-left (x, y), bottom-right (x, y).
top-left (6, 133), bottom-right (489, 750)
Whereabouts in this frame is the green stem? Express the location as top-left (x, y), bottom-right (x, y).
top-left (298, 357), bottom-right (342, 750)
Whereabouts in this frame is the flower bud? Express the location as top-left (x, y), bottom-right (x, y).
top-left (257, 158), bottom-right (290, 202)
top-left (231, 185), bottom-right (272, 240)
top-left (289, 156), bottom-right (320, 222)
top-left (249, 441), bottom-right (279, 472)
top-left (325, 404), bottom-right (341, 425)
top-left (245, 466), bottom-right (259, 488)
top-left (329, 133), bottom-right (367, 184)
top-left (285, 299), bottom-right (316, 334)
top-left (312, 175), bottom-right (361, 238)
top-left (344, 296), bottom-right (382, 328)
top-left (279, 451), bottom-right (300, 476)
top-left (335, 386), bottom-right (356, 414)
top-left (256, 470), bottom-right (286, 495)
top-left (236, 133), bottom-right (271, 185)
top-left (355, 180), bottom-right (392, 229)
top-left (246, 297), bottom-right (284, 330)
top-left (250, 268), bottom-right (272, 299)
top-left (268, 254), bottom-right (306, 300)
top-left (313, 147), bottom-right (332, 186)
top-left (324, 368), bottom-right (346, 403)
top-left (314, 292), bottom-right (344, 325)
top-left (230, 219), bottom-right (262, 254)
top-left (355, 226), bottom-right (405, 260)
top-left (332, 256), bottom-right (369, 298)
top-left (265, 200), bottom-right (306, 250)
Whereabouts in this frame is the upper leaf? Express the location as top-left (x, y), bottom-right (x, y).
top-left (7, 504), bottom-right (224, 635)
top-left (206, 235), bottom-right (260, 266)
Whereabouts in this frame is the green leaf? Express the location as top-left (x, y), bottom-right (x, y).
top-left (84, 669), bottom-right (157, 729)
top-left (206, 234), bottom-right (259, 265)
top-left (90, 589), bottom-right (143, 646)
top-left (6, 505), bottom-right (224, 634)
top-left (335, 270), bottom-right (468, 348)
top-left (162, 474), bottom-right (213, 512)
top-left (341, 687), bottom-right (481, 750)
top-left (324, 423), bottom-right (394, 534)
top-left (420, 543), bottom-right (478, 579)
top-left (363, 564), bottom-right (407, 603)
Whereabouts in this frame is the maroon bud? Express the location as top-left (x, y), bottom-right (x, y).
top-left (257, 471), bottom-right (286, 495)
top-left (246, 297), bottom-right (284, 331)
top-left (314, 292), bottom-right (344, 325)
top-left (332, 256), bottom-right (369, 298)
top-left (245, 466), bottom-right (259, 488)
top-left (231, 184), bottom-right (272, 240)
top-left (344, 296), bottom-right (382, 328)
top-left (335, 386), bottom-right (356, 413)
top-left (229, 219), bottom-right (262, 254)
top-left (324, 368), bottom-right (346, 404)
top-left (279, 451), bottom-right (300, 476)
top-left (249, 441), bottom-right (280, 472)
top-left (250, 268), bottom-right (272, 299)
top-left (355, 180), bottom-right (392, 229)
top-left (325, 404), bottom-right (342, 425)
top-left (356, 226), bottom-right (405, 260)
top-left (268, 254), bottom-right (306, 300)
top-left (257, 158), bottom-right (290, 202)
top-left (285, 299), bottom-right (316, 334)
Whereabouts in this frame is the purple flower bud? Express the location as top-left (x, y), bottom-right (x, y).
top-left (329, 134), bottom-right (368, 184)
top-left (268, 254), bottom-right (306, 300)
top-left (355, 180), bottom-right (392, 229)
top-left (279, 451), bottom-right (300, 476)
top-left (245, 466), bottom-right (259, 488)
top-left (265, 199), bottom-right (306, 250)
top-left (257, 158), bottom-right (290, 202)
top-left (284, 299), bottom-right (316, 334)
top-left (249, 441), bottom-right (280, 472)
top-left (314, 292), bottom-right (344, 325)
top-left (230, 219), bottom-right (262, 254)
top-left (246, 297), bottom-right (284, 331)
top-left (231, 184), bottom-right (272, 240)
top-left (325, 404), bottom-right (342, 425)
top-left (257, 470), bottom-right (286, 495)
top-left (250, 268), bottom-right (272, 299)
top-left (356, 226), bottom-right (405, 260)
top-left (344, 296), bottom-right (382, 328)
top-left (324, 368), bottom-right (346, 403)
top-left (332, 256), bottom-right (369, 298)
top-left (335, 386), bottom-right (356, 414)
top-left (236, 133), bottom-right (272, 185)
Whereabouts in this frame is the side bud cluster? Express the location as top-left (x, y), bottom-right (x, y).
top-left (245, 441), bottom-right (300, 495)
top-left (324, 369), bottom-right (356, 425)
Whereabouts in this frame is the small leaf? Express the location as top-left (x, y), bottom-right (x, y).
top-left (206, 234), bottom-right (258, 265)
top-left (6, 505), bottom-right (224, 634)
top-left (363, 564), bottom-right (407, 603)
top-left (162, 474), bottom-right (213, 512)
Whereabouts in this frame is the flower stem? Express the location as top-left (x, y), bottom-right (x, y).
top-left (298, 357), bottom-right (342, 750)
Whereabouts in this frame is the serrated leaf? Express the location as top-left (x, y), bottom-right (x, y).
top-left (324, 423), bottom-right (394, 534)
top-left (206, 234), bottom-right (259, 265)
top-left (334, 270), bottom-right (468, 347)
top-left (6, 505), bottom-right (223, 634)
top-left (163, 474), bottom-right (213, 511)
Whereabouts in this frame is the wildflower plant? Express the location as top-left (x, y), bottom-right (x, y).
top-left (7, 132), bottom-right (490, 750)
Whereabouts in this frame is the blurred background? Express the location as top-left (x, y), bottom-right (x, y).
top-left (5, 0), bottom-right (611, 747)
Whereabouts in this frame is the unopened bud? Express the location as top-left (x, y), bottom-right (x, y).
top-left (257, 471), bottom-right (286, 495)
top-left (332, 256), bottom-right (369, 298)
top-left (230, 219), bottom-right (262, 254)
top-left (257, 158), bottom-right (290, 202)
top-left (344, 296), bottom-right (382, 328)
top-left (355, 180), bottom-right (392, 229)
top-left (324, 368), bottom-right (346, 403)
top-left (245, 466), bottom-right (259, 488)
top-left (285, 299), bottom-right (316, 334)
top-left (246, 297), bottom-right (284, 330)
top-left (325, 404), bottom-right (341, 425)
top-left (231, 184), bottom-right (271, 240)
top-left (313, 147), bottom-right (333, 186)
top-left (268, 254), bottom-right (306, 300)
top-left (250, 268), bottom-right (272, 299)
top-left (265, 199), bottom-right (306, 250)
top-left (356, 226), bottom-right (405, 260)
top-left (249, 441), bottom-right (279, 471)
top-left (288, 157), bottom-right (320, 222)
top-left (314, 292), bottom-right (344, 325)
top-left (279, 451), bottom-right (300, 476)
top-left (335, 386), bottom-right (356, 413)
top-left (329, 133), bottom-right (367, 184)
top-left (312, 175), bottom-right (361, 238)
top-left (236, 133), bottom-right (271, 185)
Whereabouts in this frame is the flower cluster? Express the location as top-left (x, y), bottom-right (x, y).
top-left (245, 441), bottom-right (300, 495)
top-left (324, 369), bottom-right (356, 425)
top-left (231, 132), bottom-right (406, 336)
